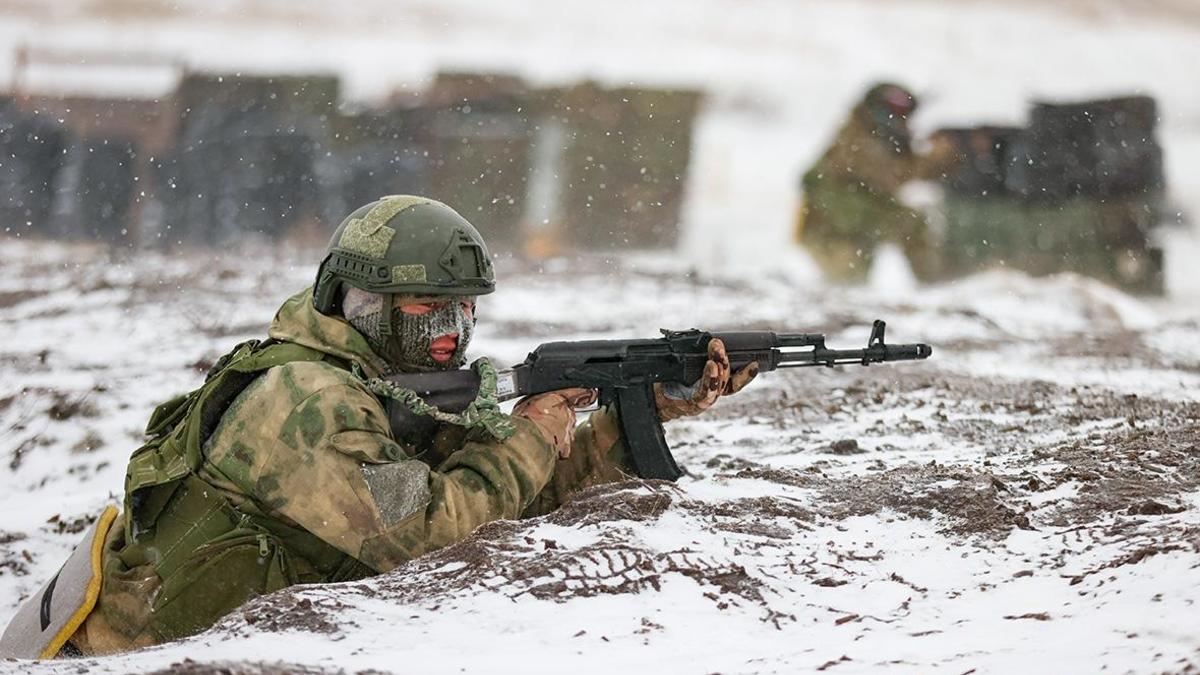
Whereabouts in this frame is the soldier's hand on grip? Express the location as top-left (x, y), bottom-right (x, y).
top-left (513, 388), bottom-right (598, 459)
top-left (653, 338), bottom-right (758, 422)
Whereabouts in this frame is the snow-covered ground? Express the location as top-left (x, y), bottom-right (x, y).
top-left (2, 2), bottom-right (1200, 672)
top-left (2, 0), bottom-right (1200, 293)
top-left (0, 239), bottom-right (1197, 674)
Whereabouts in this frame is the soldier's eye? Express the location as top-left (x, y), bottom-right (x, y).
top-left (399, 303), bottom-right (436, 315)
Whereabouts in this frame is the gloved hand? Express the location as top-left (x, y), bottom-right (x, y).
top-left (653, 338), bottom-right (758, 422)
top-left (513, 388), bottom-right (598, 459)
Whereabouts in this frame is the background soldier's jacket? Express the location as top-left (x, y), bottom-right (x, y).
top-left (72, 288), bottom-right (628, 655)
top-left (797, 87), bottom-right (943, 282)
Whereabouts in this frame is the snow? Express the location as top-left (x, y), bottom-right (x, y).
top-left (0, 239), bottom-right (1197, 674)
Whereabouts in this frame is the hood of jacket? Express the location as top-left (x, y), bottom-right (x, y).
top-left (268, 287), bottom-right (391, 379)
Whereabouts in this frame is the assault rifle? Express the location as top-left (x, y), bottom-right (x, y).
top-left (384, 320), bottom-right (931, 481)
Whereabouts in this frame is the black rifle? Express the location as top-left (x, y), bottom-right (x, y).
top-left (384, 320), bottom-right (931, 481)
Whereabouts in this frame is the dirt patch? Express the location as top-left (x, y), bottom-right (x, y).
top-left (0, 289), bottom-right (49, 308)
top-left (733, 465), bottom-right (820, 489)
top-left (1040, 423), bottom-right (1200, 526)
top-left (680, 495), bottom-right (814, 539)
top-left (821, 464), bottom-right (1032, 535)
top-left (0, 532), bottom-right (32, 576)
top-left (1067, 531), bottom-right (1200, 586)
top-left (44, 512), bottom-right (99, 535)
top-left (716, 366), bottom-right (1200, 536)
top-left (143, 660), bottom-right (347, 675)
top-left (72, 430), bottom-right (106, 453)
top-left (543, 480), bottom-right (677, 527)
top-left (235, 593), bottom-right (344, 636)
top-left (733, 463), bottom-right (1031, 536)
top-left (47, 391), bottom-right (99, 421)
top-left (1004, 612), bottom-right (1052, 621)
top-left (510, 543), bottom-right (764, 605)
top-left (8, 434), bottom-right (54, 471)
top-left (1047, 329), bottom-right (1200, 372)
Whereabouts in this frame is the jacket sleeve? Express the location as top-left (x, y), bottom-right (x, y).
top-left (568, 404), bottom-right (630, 481)
top-left (233, 382), bottom-right (559, 572)
top-left (520, 404), bottom-right (634, 518)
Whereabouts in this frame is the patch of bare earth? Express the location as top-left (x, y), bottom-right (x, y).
top-left (723, 364), bottom-right (1200, 535)
top-left (144, 661), bottom-right (354, 675)
top-left (220, 482), bottom-right (806, 639)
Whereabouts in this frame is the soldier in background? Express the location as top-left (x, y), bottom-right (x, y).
top-left (796, 83), bottom-right (944, 282)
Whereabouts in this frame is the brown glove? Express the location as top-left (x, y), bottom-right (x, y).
top-left (513, 388), bottom-right (598, 459)
top-left (653, 338), bottom-right (758, 422)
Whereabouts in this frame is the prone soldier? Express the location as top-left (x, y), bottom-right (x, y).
top-left (0, 196), bottom-right (755, 658)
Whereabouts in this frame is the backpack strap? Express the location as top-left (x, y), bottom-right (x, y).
top-left (123, 340), bottom-right (328, 538)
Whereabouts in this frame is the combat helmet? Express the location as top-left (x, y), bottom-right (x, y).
top-left (313, 195), bottom-right (495, 318)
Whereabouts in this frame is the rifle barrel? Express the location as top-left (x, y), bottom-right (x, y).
top-left (776, 342), bottom-right (932, 367)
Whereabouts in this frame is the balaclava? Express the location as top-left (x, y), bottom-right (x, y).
top-left (343, 286), bottom-right (474, 373)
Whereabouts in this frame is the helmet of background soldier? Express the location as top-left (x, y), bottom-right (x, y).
top-left (313, 195), bottom-right (495, 317)
top-left (861, 82), bottom-right (919, 152)
top-left (866, 82), bottom-right (917, 118)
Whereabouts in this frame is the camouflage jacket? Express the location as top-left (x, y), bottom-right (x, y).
top-left (803, 105), bottom-right (920, 198)
top-left (75, 289), bottom-right (628, 654)
top-left (201, 288), bottom-right (624, 569)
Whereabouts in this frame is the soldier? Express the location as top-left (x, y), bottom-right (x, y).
top-left (796, 82), bottom-right (942, 282)
top-left (0, 196), bottom-right (755, 658)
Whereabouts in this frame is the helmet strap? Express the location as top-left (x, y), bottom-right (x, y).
top-left (377, 292), bottom-right (393, 337)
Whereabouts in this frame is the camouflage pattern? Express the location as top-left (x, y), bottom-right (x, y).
top-left (797, 83), bottom-right (941, 282)
top-left (523, 393), bottom-right (630, 519)
top-left (195, 292), bottom-right (560, 571)
top-left (655, 338), bottom-right (758, 422)
top-left (72, 288), bottom-right (631, 655)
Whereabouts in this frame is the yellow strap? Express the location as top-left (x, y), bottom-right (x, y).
top-left (38, 504), bottom-right (118, 659)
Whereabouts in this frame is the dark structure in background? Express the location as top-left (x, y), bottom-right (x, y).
top-left (0, 96), bottom-right (68, 236)
top-left (543, 82), bottom-right (701, 251)
top-left (157, 74), bottom-right (336, 243)
top-left (418, 73), bottom-right (533, 247)
top-left (402, 73), bottom-right (702, 254)
top-left (0, 63), bottom-right (701, 254)
top-left (60, 137), bottom-right (138, 241)
top-left (934, 96), bottom-right (1165, 293)
top-left (323, 107), bottom-right (428, 229)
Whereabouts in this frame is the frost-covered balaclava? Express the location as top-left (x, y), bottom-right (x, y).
top-left (343, 286), bottom-right (474, 373)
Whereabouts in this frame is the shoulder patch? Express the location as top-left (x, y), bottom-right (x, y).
top-left (361, 461), bottom-right (432, 528)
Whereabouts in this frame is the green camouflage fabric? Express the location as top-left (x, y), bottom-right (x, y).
top-left (73, 288), bottom-right (630, 655)
top-left (197, 290), bottom-right (560, 570)
top-left (798, 85), bottom-right (941, 282)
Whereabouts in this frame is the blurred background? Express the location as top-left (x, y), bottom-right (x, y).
top-left (1, 0), bottom-right (1199, 296)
